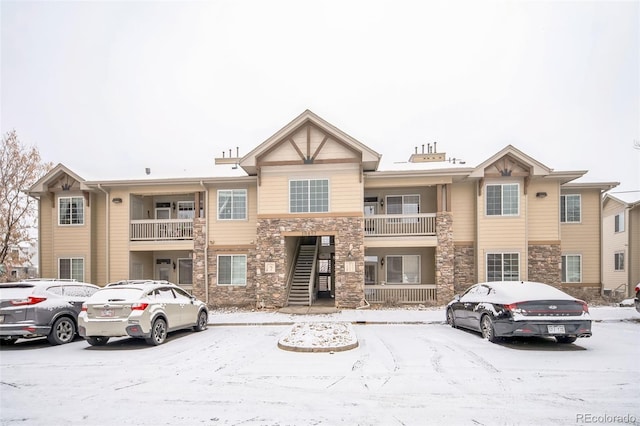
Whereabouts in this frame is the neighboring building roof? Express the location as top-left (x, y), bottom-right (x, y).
top-left (603, 191), bottom-right (640, 207)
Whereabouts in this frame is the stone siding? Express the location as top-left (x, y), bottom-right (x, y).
top-left (454, 244), bottom-right (475, 293)
top-left (435, 213), bottom-right (455, 303)
top-left (528, 243), bottom-right (561, 285)
top-left (255, 216), bottom-right (365, 309)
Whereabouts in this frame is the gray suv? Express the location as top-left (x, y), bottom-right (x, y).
top-left (0, 279), bottom-right (100, 345)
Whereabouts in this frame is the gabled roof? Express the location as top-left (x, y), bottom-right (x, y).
top-left (27, 163), bottom-right (89, 195)
top-left (239, 110), bottom-right (381, 175)
top-left (468, 144), bottom-right (587, 184)
top-left (603, 192), bottom-right (640, 207)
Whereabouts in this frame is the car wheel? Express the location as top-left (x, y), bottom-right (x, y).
top-left (146, 318), bottom-right (167, 346)
top-left (555, 336), bottom-right (577, 344)
top-left (193, 310), bottom-right (207, 332)
top-left (446, 308), bottom-right (456, 328)
top-left (87, 336), bottom-right (110, 346)
top-left (47, 317), bottom-right (76, 345)
top-left (480, 315), bottom-right (498, 343)
top-left (0, 337), bottom-right (18, 345)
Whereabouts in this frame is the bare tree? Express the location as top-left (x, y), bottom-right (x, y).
top-left (0, 131), bottom-right (52, 281)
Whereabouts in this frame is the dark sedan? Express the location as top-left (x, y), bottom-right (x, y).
top-left (446, 281), bottom-right (592, 344)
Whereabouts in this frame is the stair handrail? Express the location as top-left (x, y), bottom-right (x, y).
top-left (308, 239), bottom-right (320, 305)
top-left (285, 239), bottom-right (302, 303)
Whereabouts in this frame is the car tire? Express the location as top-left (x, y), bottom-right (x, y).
top-left (555, 336), bottom-right (577, 344)
top-left (87, 336), bottom-right (110, 346)
top-left (146, 318), bottom-right (167, 346)
top-left (193, 310), bottom-right (207, 332)
top-left (446, 308), bottom-right (456, 328)
top-left (47, 317), bottom-right (76, 345)
top-left (480, 315), bottom-right (498, 343)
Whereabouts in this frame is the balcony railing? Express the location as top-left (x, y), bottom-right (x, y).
top-left (364, 213), bottom-right (436, 236)
top-left (364, 284), bottom-right (437, 303)
top-left (130, 219), bottom-right (193, 241)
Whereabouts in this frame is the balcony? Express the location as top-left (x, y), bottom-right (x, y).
top-left (365, 284), bottom-right (437, 304)
top-left (130, 219), bottom-right (194, 241)
top-left (364, 213), bottom-right (436, 236)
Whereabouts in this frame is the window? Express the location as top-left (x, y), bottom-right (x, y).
top-left (218, 190), bottom-right (247, 220)
top-left (386, 255), bottom-right (420, 284)
top-left (177, 201), bottom-right (195, 219)
top-left (486, 253), bottom-right (519, 281)
top-left (289, 179), bottom-right (329, 213)
top-left (386, 195), bottom-right (420, 215)
top-left (614, 252), bottom-right (625, 271)
top-left (59, 258), bottom-right (84, 281)
top-left (178, 258), bottom-right (193, 285)
top-left (486, 184), bottom-right (519, 216)
top-left (614, 212), bottom-right (625, 232)
top-left (218, 255), bottom-right (247, 285)
top-left (562, 255), bottom-right (581, 283)
top-left (561, 194), bottom-right (581, 223)
top-left (59, 197), bottom-right (84, 225)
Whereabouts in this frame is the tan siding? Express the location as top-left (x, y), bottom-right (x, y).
top-left (52, 191), bottom-right (92, 281)
top-left (209, 185), bottom-right (258, 246)
top-left (602, 197), bottom-right (627, 290)
top-left (561, 189), bottom-right (602, 284)
top-left (258, 164), bottom-right (362, 215)
top-left (39, 196), bottom-right (54, 278)
top-left (527, 180), bottom-right (560, 240)
top-left (476, 178), bottom-right (527, 281)
top-left (90, 193), bottom-right (108, 285)
top-left (630, 208), bottom-right (640, 292)
top-left (108, 189), bottom-right (132, 282)
top-left (365, 176), bottom-right (451, 189)
top-left (451, 181), bottom-right (476, 241)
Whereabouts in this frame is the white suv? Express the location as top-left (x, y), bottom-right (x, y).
top-left (78, 281), bottom-right (208, 346)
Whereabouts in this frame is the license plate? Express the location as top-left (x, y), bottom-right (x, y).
top-left (101, 309), bottom-right (114, 317)
top-left (547, 325), bottom-right (565, 334)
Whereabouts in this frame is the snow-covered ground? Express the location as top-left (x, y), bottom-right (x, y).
top-left (1, 306), bottom-right (638, 426)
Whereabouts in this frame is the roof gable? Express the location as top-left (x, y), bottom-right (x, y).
top-left (239, 110), bottom-right (381, 175)
top-left (28, 163), bottom-right (88, 195)
top-left (469, 145), bottom-right (551, 178)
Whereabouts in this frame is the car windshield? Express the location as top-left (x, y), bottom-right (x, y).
top-left (88, 288), bottom-right (143, 302)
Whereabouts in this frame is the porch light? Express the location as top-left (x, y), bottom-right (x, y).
top-left (536, 192), bottom-right (548, 198)
top-left (380, 258), bottom-right (384, 267)
top-left (380, 199), bottom-right (384, 208)
top-left (112, 197), bottom-right (123, 204)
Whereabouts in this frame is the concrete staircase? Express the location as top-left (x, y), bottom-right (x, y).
top-left (286, 245), bottom-right (316, 306)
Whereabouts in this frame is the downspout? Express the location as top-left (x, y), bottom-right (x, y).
top-left (200, 181), bottom-right (209, 305)
top-left (97, 184), bottom-right (110, 283)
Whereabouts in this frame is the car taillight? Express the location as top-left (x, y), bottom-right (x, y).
top-left (504, 303), bottom-right (518, 311)
top-left (11, 296), bottom-right (47, 306)
top-left (131, 303), bottom-right (149, 311)
top-left (580, 301), bottom-right (589, 313)
top-left (81, 303), bottom-right (87, 312)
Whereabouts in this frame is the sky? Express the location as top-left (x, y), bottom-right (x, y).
top-left (1, 0), bottom-right (639, 194)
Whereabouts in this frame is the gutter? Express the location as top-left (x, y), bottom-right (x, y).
top-left (97, 184), bottom-right (110, 283)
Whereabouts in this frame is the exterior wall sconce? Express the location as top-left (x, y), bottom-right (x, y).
top-left (380, 258), bottom-right (384, 267)
top-left (172, 202), bottom-right (176, 211)
top-left (112, 197), bottom-right (123, 204)
top-left (380, 198), bottom-right (384, 208)
top-left (536, 192), bottom-right (548, 198)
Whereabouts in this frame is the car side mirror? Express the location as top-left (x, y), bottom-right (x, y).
top-left (453, 294), bottom-right (460, 301)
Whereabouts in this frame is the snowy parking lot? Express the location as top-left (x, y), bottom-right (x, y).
top-left (1, 307), bottom-right (639, 426)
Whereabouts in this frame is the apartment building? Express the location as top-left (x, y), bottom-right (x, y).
top-left (28, 110), bottom-right (617, 307)
top-left (602, 193), bottom-right (640, 297)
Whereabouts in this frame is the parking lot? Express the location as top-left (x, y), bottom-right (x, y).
top-left (1, 311), bottom-right (638, 426)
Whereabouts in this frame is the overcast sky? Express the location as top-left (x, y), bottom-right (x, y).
top-left (1, 0), bottom-right (638, 193)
